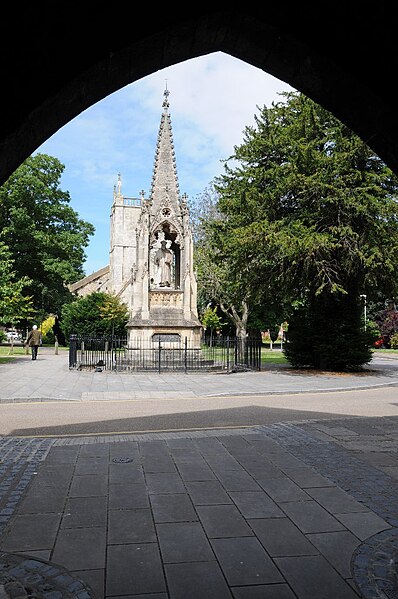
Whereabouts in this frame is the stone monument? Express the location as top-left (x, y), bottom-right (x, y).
top-left (69, 87), bottom-right (202, 348)
top-left (127, 88), bottom-right (202, 346)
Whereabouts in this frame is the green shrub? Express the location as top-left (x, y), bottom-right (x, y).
top-left (284, 292), bottom-right (373, 371)
top-left (42, 330), bottom-right (55, 344)
top-left (61, 292), bottom-right (129, 340)
top-left (390, 333), bottom-right (398, 349)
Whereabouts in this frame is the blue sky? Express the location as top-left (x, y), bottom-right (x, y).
top-left (36, 52), bottom-right (294, 276)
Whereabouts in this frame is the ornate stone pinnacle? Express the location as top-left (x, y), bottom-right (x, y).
top-left (162, 85), bottom-right (170, 110)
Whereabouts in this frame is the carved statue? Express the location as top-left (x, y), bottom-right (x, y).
top-left (155, 240), bottom-right (173, 287)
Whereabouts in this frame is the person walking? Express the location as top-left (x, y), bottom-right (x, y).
top-left (25, 325), bottom-right (41, 360)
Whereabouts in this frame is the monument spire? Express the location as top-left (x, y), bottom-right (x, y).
top-left (149, 86), bottom-right (180, 210)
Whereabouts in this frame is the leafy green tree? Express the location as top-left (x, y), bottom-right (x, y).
top-left (365, 320), bottom-right (380, 343)
top-left (201, 305), bottom-right (226, 345)
top-left (0, 153), bottom-right (95, 314)
top-left (210, 92), bottom-right (398, 370)
top-left (195, 232), bottom-right (250, 338)
top-left (201, 306), bottom-right (223, 332)
top-left (99, 294), bottom-right (131, 336)
top-left (190, 184), bottom-right (225, 317)
top-left (193, 184), bottom-right (285, 338)
top-left (0, 240), bottom-right (34, 342)
top-left (61, 292), bottom-right (129, 339)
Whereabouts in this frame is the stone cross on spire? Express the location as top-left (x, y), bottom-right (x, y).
top-left (162, 82), bottom-right (170, 110)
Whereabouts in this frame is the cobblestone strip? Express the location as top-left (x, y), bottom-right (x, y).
top-left (0, 437), bottom-right (55, 537)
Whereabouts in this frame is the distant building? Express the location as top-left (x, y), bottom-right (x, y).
top-left (68, 266), bottom-right (109, 297)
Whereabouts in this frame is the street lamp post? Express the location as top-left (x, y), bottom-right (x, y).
top-left (360, 294), bottom-right (367, 330)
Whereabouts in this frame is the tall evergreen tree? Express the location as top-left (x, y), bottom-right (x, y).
top-left (210, 92), bottom-right (398, 369)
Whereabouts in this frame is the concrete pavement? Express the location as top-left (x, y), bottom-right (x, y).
top-left (1, 347), bottom-right (398, 402)
top-left (0, 348), bottom-right (398, 598)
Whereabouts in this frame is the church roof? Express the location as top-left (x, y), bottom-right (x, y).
top-left (68, 265), bottom-right (110, 292)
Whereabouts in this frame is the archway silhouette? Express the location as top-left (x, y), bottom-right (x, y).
top-left (1, 9), bottom-right (397, 595)
top-left (1, 7), bottom-right (398, 186)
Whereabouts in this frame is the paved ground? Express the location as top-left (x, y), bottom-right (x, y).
top-left (1, 348), bottom-right (398, 403)
top-left (0, 348), bottom-right (398, 598)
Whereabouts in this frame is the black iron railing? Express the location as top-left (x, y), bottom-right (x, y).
top-left (69, 335), bottom-right (262, 373)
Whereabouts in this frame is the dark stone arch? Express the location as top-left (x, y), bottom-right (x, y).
top-left (1, 6), bottom-right (397, 184)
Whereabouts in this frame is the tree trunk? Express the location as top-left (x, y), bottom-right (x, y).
top-left (219, 300), bottom-right (249, 339)
top-left (219, 300), bottom-right (249, 367)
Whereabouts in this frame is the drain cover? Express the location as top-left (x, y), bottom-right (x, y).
top-left (112, 457), bottom-right (134, 463)
top-left (0, 552), bottom-right (95, 598)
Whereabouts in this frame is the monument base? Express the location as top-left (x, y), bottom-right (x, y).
top-left (127, 289), bottom-right (202, 348)
top-left (126, 325), bottom-right (202, 348)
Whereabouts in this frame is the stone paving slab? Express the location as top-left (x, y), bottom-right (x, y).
top-left (1, 351), bottom-right (398, 597)
top-left (1, 417), bottom-right (398, 598)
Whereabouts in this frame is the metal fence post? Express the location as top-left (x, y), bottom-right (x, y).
top-left (158, 338), bottom-right (161, 374)
top-left (258, 338), bottom-right (262, 370)
top-left (104, 340), bottom-right (109, 370)
top-left (184, 337), bottom-right (188, 373)
top-left (69, 334), bottom-right (77, 369)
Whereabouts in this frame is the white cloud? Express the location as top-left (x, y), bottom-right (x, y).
top-left (138, 52), bottom-right (293, 154)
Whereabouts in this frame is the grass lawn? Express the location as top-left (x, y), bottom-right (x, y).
top-left (0, 345), bottom-right (28, 363)
top-left (261, 348), bottom-right (289, 365)
top-left (201, 345), bottom-right (288, 367)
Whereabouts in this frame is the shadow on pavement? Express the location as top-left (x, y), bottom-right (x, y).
top-left (9, 404), bottom-right (373, 437)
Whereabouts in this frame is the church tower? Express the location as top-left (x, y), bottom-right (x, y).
top-left (109, 173), bottom-right (142, 305)
top-left (126, 88), bottom-right (202, 345)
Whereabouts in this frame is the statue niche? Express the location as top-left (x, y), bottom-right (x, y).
top-left (150, 231), bottom-right (180, 290)
top-left (155, 240), bottom-right (173, 287)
